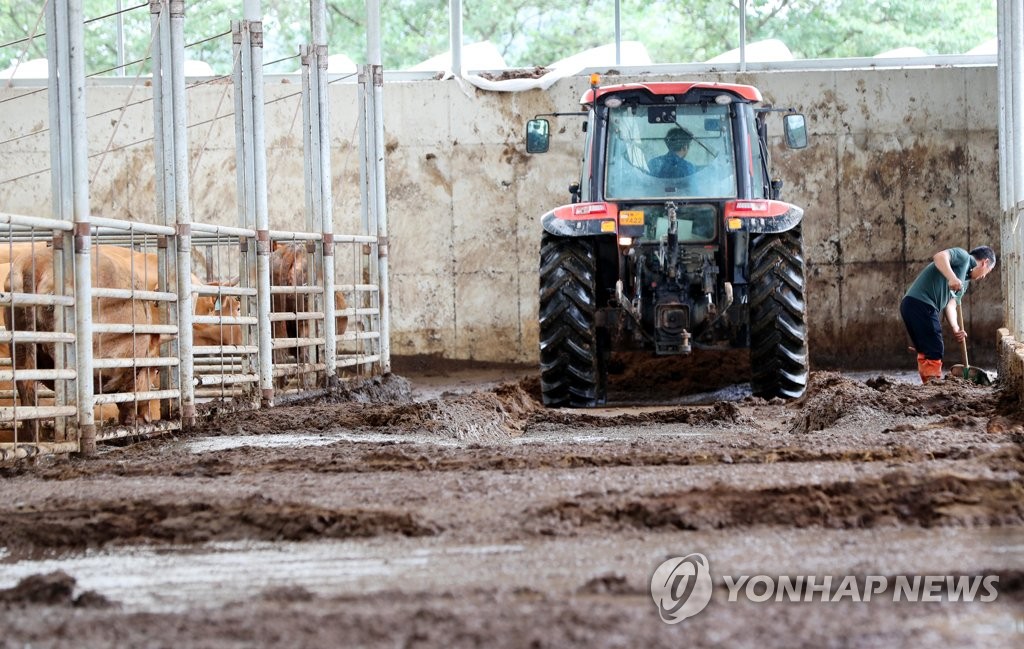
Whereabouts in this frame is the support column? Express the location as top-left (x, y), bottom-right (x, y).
top-left (48, 0), bottom-right (95, 454)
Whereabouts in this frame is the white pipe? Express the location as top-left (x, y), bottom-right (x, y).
top-left (89, 216), bottom-right (176, 235)
top-left (93, 357), bottom-right (179, 369)
top-left (0, 212), bottom-right (74, 230)
top-left (93, 389), bottom-right (180, 404)
top-left (365, 73), bottom-right (383, 366)
top-left (152, 4), bottom-right (167, 224)
top-left (116, 0), bottom-right (125, 76)
top-left (191, 221), bottom-right (257, 237)
top-left (244, 8), bottom-right (274, 406)
top-left (45, 4), bottom-right (66, 222)
top-left (449, 0), bottom-right (462, 77)
top-left (0, 293), bottom-right (75, 307)
top-left (357, 76), bottom-right (371, 235)
top-left (302, 46), bottom-right (315, 231)
top-left (1012, 0), bottom-right (1024, 339)
top-left (47, 0), bottom-right (73, 443)
top-left (0, 370), bottom-right (77, 382)
top-left (1012, 0), bottom-right (1024, 202)
top-left (301, 45), bottom-right (323, 385)
top-left (232, 22), bottom-right (251, 230)
top-left (372, 67), bottom-right (391, 373)
top-left (0, 408), bottom-right (78, 424)
top-left (171, 0), bottom-right (195, 427)
top-left (230, 21), bottom-right (259, 393)
top-left (158, 7), bottom-right (176, 223)
top-left (998, 0), bottom-right (1013, 334)
top-left (154, 2), bottom-right (179, 416)
top-left (66, 0), bottom-right (97, 454)
top-left (0, 331), bottom-right (77, 344)
top-left (366, 2), bottom-right (390, 372)
top-left (313, 0), bottom-right (337, 381)
top-left (739, 0), bottom-right (747, 72)
top-left (367, 1), bottom-right (381, 69)
top-left (356, 64), bottom-right (377, 366)
top-left (614, 0), bottom-right (621, 66)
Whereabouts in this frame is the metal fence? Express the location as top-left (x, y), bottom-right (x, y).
top-left (0, 0), bottom-right (389, 461)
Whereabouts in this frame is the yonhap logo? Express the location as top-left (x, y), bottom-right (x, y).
top-left (650, 553), bottom-right (714, 623)
top-left (650, 553), bottom-right (1002, 624)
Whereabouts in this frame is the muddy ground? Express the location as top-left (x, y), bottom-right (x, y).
top-left (0, 351), bottom-right (1022, 648)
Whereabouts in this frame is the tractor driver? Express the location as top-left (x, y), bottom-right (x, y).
top-left (648, 127), bottom-right (697, 179)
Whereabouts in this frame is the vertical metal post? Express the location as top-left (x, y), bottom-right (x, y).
top-left (739, 0), bottom-right (748, 72)
top-left (998, 0), bottom-right (1014, 335)
top-left (614, 0), bottom-right (621, 66)
top-left (170, 0), bottom-right (195, 427)
top-left (156, 5), bottom-right (176, 227)
top-left (151, 2), bottom-right (173, 417)
top-left (312, 0), bottom-right (337, 382)
top-left (999, 0), bottom-right (1011, 215)
top-left (1011, 0), bottom-right (1024, 204)
top-left (233, 23), bottom-right (252, 231)
top-left (300, 44), bottom-right (320, 387)
top-left (116, 0), bottom-right (125, 76)
top-left (301, 45), bottom-right (315, 232)
top-left (367, 1), bottom-right (391, 373)
top-left (449, 0), bottom-right (462, 77)
top-left (1011, 0), bottom-right (1024, 338)
top-left (62, 0), bottom-right (96, 454)
top-left (47, 0), bottom-right (75, 443)
top-left (356, 69), bottom-right (375, 366)
top-left (240, 1), bottom-right (273, 406)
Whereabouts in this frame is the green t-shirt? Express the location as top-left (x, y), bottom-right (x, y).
top-left (905, 247), bottom-right (976, 311)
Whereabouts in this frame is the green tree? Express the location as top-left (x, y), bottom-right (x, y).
top-left (0, 1), bottom-right (997, 77)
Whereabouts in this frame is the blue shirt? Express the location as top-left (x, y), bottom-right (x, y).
top-left (648, 153), bottom-right (696, 178)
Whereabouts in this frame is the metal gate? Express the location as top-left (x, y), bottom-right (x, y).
top-left (0, 0), bottom-right (390, 460)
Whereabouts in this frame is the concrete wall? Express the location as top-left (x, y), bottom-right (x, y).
top-left (0, 65), bottom-right (1004, 369)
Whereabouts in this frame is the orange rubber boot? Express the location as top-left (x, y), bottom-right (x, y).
top-left (917, 354), bottom-right (942, 384)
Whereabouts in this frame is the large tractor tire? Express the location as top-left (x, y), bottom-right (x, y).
top-left (539, 233), bottom-right (606, 407)
top-left (749, 227), bottom-right (809, 399)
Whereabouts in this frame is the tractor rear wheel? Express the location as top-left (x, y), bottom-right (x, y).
top-left (749, 227), bottom-right (808, 399)
top-left (539, 234), bottom-right (606, 407)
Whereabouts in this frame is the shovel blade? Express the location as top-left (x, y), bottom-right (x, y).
top-left (948, 363), bottom-right (995, 386)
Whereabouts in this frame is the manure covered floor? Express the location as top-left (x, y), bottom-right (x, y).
top-left (0, 352), bottom-right (1021, 648)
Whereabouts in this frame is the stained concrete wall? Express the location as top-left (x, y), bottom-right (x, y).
top-left (0, 65), bottom-right (1003, 369)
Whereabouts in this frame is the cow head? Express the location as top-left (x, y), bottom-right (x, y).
top-left (271, 241), bottom-right (309, 288)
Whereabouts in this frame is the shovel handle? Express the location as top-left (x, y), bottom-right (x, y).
top-left (956, 300), bottom-right (969, 369)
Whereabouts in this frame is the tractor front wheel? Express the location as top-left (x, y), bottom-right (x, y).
top-left (749, 227), bottom-right (809, 399)
top-left (539, 234), bottom-right (606, 407)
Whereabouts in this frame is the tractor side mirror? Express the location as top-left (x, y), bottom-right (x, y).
top-left (783, 113), bottom-right (808, 149)
top-left (526, 118), bottom-right (550, 154)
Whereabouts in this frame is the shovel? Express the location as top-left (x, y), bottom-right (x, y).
top-left (948, 300), bottom-right (994, 385)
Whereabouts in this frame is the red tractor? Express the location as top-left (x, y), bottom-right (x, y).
top-left (528, 76), bottom-right (809, 407)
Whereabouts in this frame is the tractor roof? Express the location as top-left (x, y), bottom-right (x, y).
top-left (580, 81), bottom-right (763, 105)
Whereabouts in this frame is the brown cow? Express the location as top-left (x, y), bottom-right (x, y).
top-left (268, 242), bottom-right (349, 356)
top-left (333, 289), bottom-right (349, 339)
top-left (193, 280), bottom-right (242, 347)
top-left (88, 245), bottom-right (242, 348)
top-left (5, 248), bottom-right (164, 439)
top-left (270, 242), bottom-right (310, 363)
top-left (1, 243), bottom-right (45, 390)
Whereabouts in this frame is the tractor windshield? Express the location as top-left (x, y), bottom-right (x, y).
top-left (605, 103), bottom-right (737, 200)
